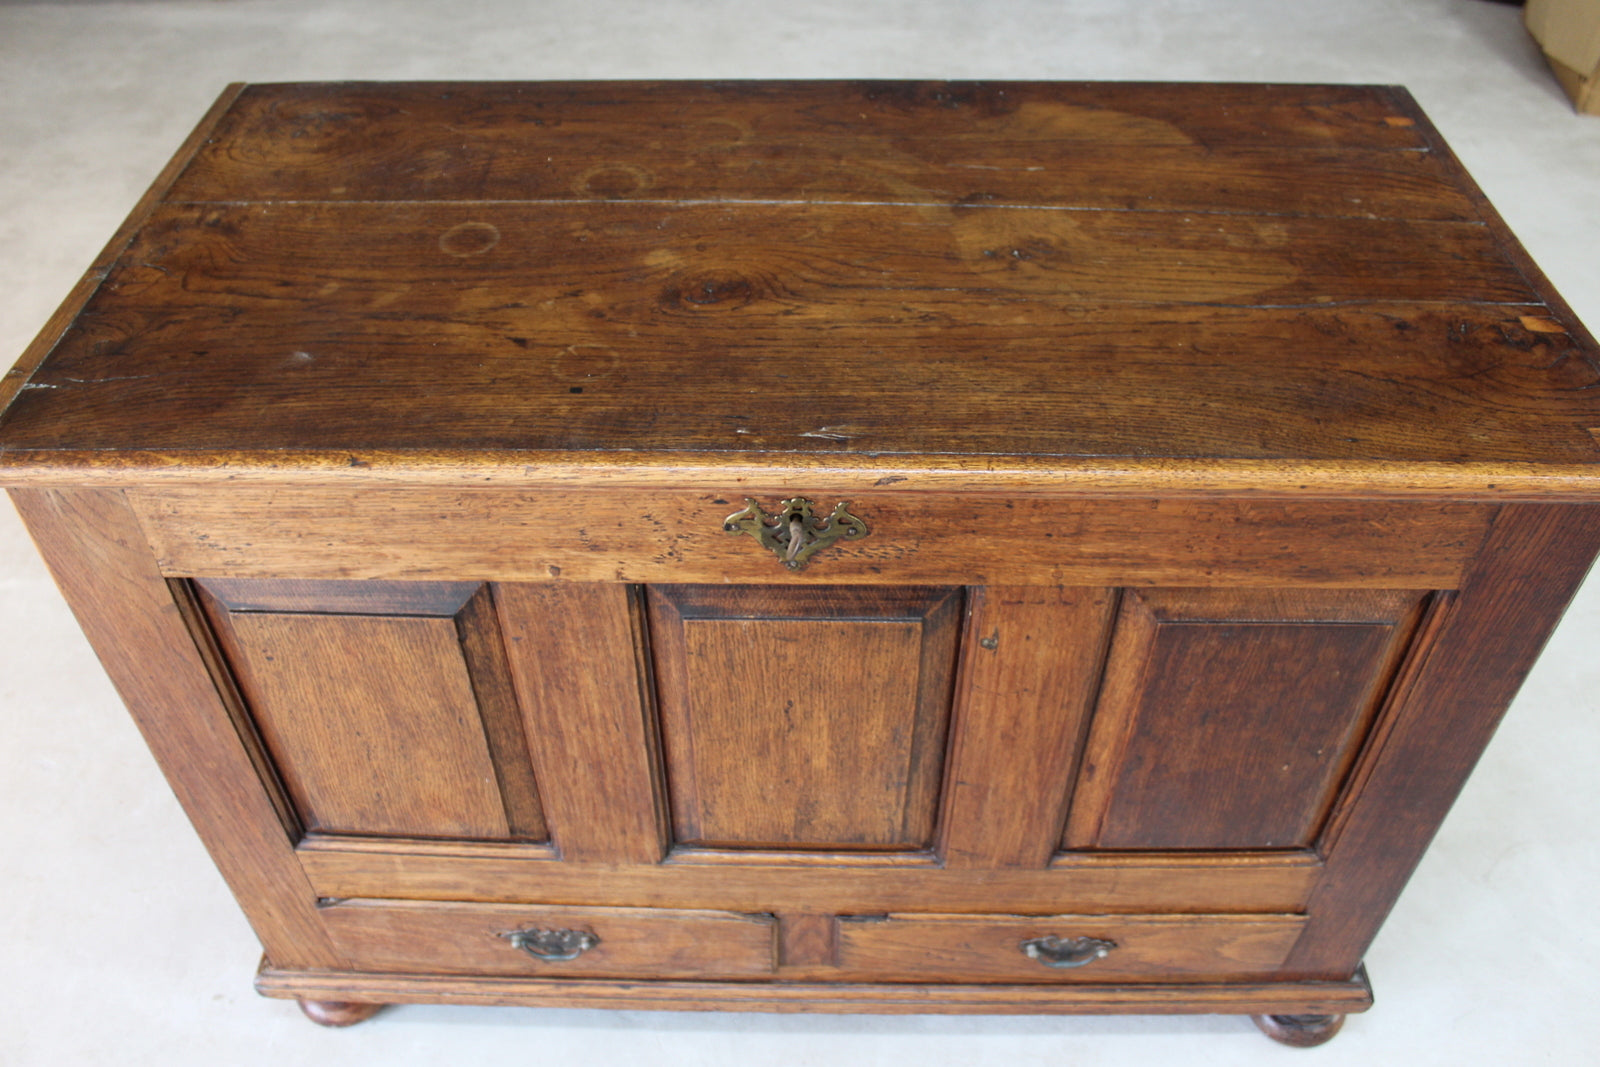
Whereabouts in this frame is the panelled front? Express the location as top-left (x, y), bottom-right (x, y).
top-left (187, 575), bottom-right (1440, 895)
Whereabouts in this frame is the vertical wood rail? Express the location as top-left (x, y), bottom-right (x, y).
top-left (938, 586), bottom-right (1118, 868)
top-left (495, 582), bottom-right (669, 864)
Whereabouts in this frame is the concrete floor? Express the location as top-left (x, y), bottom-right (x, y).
top-left (2, 1), bottom-right (1598, 1063)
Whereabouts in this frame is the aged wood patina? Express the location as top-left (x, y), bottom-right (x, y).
top-left (4, 81), bottom-right (1599, 1047)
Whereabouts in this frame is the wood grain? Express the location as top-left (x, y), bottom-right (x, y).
top-left (212, 610), bottom-right (511, 839)
top-left (128, 488), bottom-right (1493, 588)
top-left (320, 899), bottom-right (777, 979)
top-left (938, 586), bottom-right (1117, 868)
top-left (198, 577), bottom-right (479, 615)
top-left (6, 202), bottom-right (1576, 465)
top-left (295, 847), bottom-right (1318, 915)
top-left (1063, 589), bottom-right (1426, 850)
top-left (7, 83), bottom-right (1597, 1026)
top-left (494, 583), bottom-right (668, 863)
top-left (835, 912), bottom-right (1304, 982)
top-left (778, 913), bottom-right (838, 969)
top-left (169, 82), bottom-right (1450, 205)
top-left (648, 586), bottom-right (960, 850)
top-left (0, 83), bottom-right (244, 415)
top-left (1282, 503), bottom-right (1600, 978)
top-left (255, 964), bottom-right (1375, 1016)
top-left (5, 81), bottom-right (1599, 496)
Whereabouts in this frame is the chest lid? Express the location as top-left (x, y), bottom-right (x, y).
top-left (3, 80), bottom-right (1598, 496)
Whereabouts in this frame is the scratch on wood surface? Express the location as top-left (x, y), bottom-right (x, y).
top-left (1518, 316), bottom-right (1566, 334)
top-left (800, 427), bottom-right (854, 441)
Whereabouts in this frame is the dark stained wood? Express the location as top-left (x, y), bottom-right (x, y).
top-left (1252, 1012), bottom-right (1347, 1047)
top-left (1283, 503), bottom-right (1600, 978)
top-left (296, 846), bottom-right (1318, 915)
top-left (1389, 85), bottom-right (1600, 404)
top-left (939, 586), bottom-right (1117, 868)
top-left (8, 201), bottom-right (1585, 466)
top-left (298, 1000), bottom-right (383, 1027)
top-left (648, 586), bottom-right (960, 850)
top-left (6, 83), bottom-right (1600, 501)
top-left (128, 488), bottom-right (1494, 589)
top-left (320, 900), bottom-right (777, 979)
top-left (1064, 589), bottom-right (1426, 851)
top-left (835, 912), bottom-right (1304, 982)
top-left (257, 964), bottom-right (1375, 1017)
top-left (5, 83), bottom-right (1600, 492)
top-left (494, 583), bottom-right (668, 863)
top-left (170, 82), bottom-right (1452, 206)
top-left (6, 488), bottom-right (343, 969)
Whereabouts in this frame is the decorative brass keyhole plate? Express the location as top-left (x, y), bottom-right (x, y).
top-left (722, 497), bottom-right (868, 571)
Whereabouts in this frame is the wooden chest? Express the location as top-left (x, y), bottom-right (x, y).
top-left (4, 81), bottom-right (1599, 1047)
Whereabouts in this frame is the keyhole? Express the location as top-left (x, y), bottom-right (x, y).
top-left (785, 516), bottom-right (806, 561)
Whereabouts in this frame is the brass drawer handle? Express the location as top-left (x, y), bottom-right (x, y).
top-left (500, 927), bottom-right (599, 962)
top-left (1020, 935), bottom-right (1116, 969)
top-left (723, 497), bottom-right (868, 571)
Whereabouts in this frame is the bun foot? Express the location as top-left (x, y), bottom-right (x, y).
top-left (1251, 1012), bottom-right (1346, 1047)
top-left (298, 999), bottom-right (384, 1027)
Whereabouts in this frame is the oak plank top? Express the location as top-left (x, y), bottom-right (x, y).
top-left (3, 80), bottom-right (1599, 495)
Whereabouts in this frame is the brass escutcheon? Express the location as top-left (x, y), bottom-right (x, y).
top-left (722, 497), bottom-right (868, 570)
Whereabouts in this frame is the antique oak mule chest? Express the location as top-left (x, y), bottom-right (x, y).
top-left (4, 82), bottom-right (1600, 1048)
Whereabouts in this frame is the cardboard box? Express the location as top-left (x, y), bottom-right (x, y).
top-left (1526, 0), bottom-right (1600, 113)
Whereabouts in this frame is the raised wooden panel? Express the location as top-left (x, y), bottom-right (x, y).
top-left (648, 586), bottom-right (962, 851)
top-left (1064, 589), bottom-right (1426, 851)
top-left (199, 580), bottom-right (546, 841)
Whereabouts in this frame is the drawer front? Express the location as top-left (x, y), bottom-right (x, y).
top-left (321, 900), bottom-right (777, 978)
top-left (835, 913), bottom-right (1306, 982)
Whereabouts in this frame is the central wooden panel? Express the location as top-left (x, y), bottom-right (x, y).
top-left (648, 586), bottom-right (961, 851)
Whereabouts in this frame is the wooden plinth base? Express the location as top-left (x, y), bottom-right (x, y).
top-left (260, 959), bottom-right (1372, 1020)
